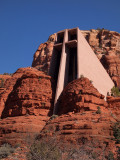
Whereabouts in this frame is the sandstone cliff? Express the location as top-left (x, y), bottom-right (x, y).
top-left (0, 67), bottom-right (55, 148)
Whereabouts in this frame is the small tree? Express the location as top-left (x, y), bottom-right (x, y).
top-left (0, 143), bottom-right (15, 159)
top-left (117, 147), bottom-right (120, 160)
top-left (0, 78), bottom-right (4, 88)
top-left (96, 106), bottom-right (101, 114)
top-left (112, 122), bottom-right (120, 144)
top-left (111, 86), bottom-right (120, 97)
top-left (107, 151), bottom-right (114, 160)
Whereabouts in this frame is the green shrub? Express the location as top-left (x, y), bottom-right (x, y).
top-left (111, 86), bottom-right (120, 97)
top-left (0, 78), bottom-right (4, 88)
top-left (41, 102), bottom-right (46, 107)
top-left (96, 106), bottom-right (101, 114)
top-left (0, 143), bottom-right (15, 159)
top-left (80, 74), bottom-right (84, 78)
top-left (117, 147), bottom-right (120, 160)
top-left (112, 122), bottom-right (120, 144)
top-left (3, 73), bottom-right (9, 75)
top-left (50, 114), bottom-right (58, 120)
top-left (107, 151), bottom-right (114, 160)
top-left (91, 152), bottom-right (98, 159)
top-left (27, 140), bottom-right (61, 160)
top-left (90, 80), bottom-right (93, 84)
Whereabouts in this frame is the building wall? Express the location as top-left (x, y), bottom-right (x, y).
top-left (77, 28), bottom-right (114, 96)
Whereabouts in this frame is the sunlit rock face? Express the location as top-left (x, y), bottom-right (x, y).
top-left (1, 67), bottom-right (55, 118)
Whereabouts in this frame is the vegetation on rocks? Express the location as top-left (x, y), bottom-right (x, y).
top-left (0, 78), bottom-right (4, 88)
top-left (96, 106), bottom-right (101, 114)
top-left (111, 86), bottom-right (120, 97)
top-left (112, 122), bottom-right (120, 144)
top-left (0, 143), bottom-right (15, 159)
top-left (27, 140), bottom-right (62, 160)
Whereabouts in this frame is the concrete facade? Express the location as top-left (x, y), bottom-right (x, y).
top-left (49, 27), bottom-right (114, 113)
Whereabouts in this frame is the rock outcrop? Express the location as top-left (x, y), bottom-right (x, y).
top-left (0, 115), bottom-right (49, 146)
top-left (102, 54), bottom-right (120, 88)
top-left (107, 96), bottom-right (120, 117)
top-left (0, 67), bottom-right (55, 148)
top-left (81, 29), bottom-right (120, 56)
top-left (32, 34), bottom-right (56, 73)
top-left (38, 111), bottom-right (117, 159)
top-left (1, 67), bottom-right (55, 118)
top-left (57, 77), bottom-right (107, 115)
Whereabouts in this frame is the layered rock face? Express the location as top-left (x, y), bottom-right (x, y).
top-left (32, 29), bottom-right (120, 87)
top-left (103, 54), bottom-right (120, 87)
top-left (32, 33), bottom-right (56, 73)
top-left (107, 96), bottom-right (120, 116)
top-left (81, 29), bottom-right (120, 56)
top-left (38, 112), bottom-right (117, 159)
top-left (57, 77), bottom-right (107, 115)
top-left (0, 67), bottom-right (55, 146)
top-left (0, 115), bottom-right (49, 146)
top-left (1, 68), bottom-right (55, 118)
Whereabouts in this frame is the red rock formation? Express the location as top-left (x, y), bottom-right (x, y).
top-left (38, 111), bottom-right (117, 159)
top-left (107, 96), bottom-right (120, 117)
top-left (32, 34), bottom-right (55, 73)
top-left (0, 75), bottom-right (11, 94)
top-left (81, 29), bottom-right (120, 56)
top-left (103, 54), bottom-right (120, 88)
top-left (36, 77), bottom-right (120, 159)
top-left (57, 77), bottom-right (107, 115)
top-left (1, 67), bottom-right (55, 118)
top-left (0, 67), bottom-right (55, 151)
top-left (0, 68), bottom-right (37, 116)
top-left (0, 115), bottom-right (49, 146)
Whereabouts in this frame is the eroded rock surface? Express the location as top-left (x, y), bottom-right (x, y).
top-left (57, 77), bottom-right (107, 115)
top-left (0, 115), bottom-right (49, 146)
top-left (38, 111), bottom-right (118, 159)
top-left (32, 34), bottom-right (56, 73)
top-left (1, 67), bottom-right (55, 118)
top-left (107, 96), bottom-right (120, 117)
top-left (0, 67), bottom-right (55, 151)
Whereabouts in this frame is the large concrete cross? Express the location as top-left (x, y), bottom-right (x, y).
top-left (49, 27), bottom-right (114, 113)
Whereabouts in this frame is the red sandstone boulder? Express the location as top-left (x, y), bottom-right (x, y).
top-left (57, 77), bottom-right (107, 115)
top-left (1, 67), bottom-right (55, 118)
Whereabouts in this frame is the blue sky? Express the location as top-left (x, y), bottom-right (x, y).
top-left (0, 0), bottom-right (120, 74)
